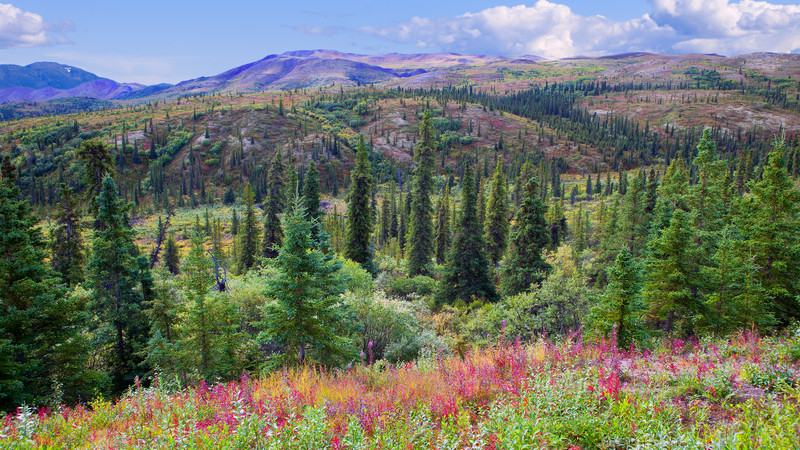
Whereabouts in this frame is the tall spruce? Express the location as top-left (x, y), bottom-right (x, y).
top-left (741, 135), bottom-right (800, 321)
top-left (181, 232), bottom-right (215, 378)
top-left (262, 149), bottom-right (286, 258)
top-left (88, 176), bottom-right (150, 393)
top-left (501, 177), bottom-right (552, 296)
top-left (434, 182), bottom-right (451, 265)
top-left (237, 184), bottom-right (259, 273)
top-left (163, 234), bottom-right (180, 275)
top-left (436, 164), bottom-right (498, 306)
top-left (592, 247), bottom-right (642, 349)
top-left (0, 159), bottom-right (90, 410)
top-left (302, 162), bottom-right (325, 247)
top-left (76, 139), bottom-right (115, 215)
top-left (345, 135), bottom-right (374, 273)
top-left (484, 160), bottom-right (509, 267)
top-left (50, 183), bottom-right (85, 287)
top-left (259, 199), bottom-right (351, 365)
top-left (407, 111), bottom-right (436, 276)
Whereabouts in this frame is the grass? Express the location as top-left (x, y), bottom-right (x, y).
top-left (2, 330), bottom-right (799, 449)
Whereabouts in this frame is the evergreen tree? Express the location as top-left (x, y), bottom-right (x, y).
top-left (407, 112), bottom-right (436, 276)
top-left (741, 135), bottom-right (800, 321)
top-left (380, 195), bottom-right (391, 248)
top-left (237, 184), bottom-right (259, 273)
top-left (437, 164), bottom-right (498, 306)
top-left (0, 159), bottom-right (91, 410)
top-left (546, 196), bottom-right (568, 251)
top-left (398, 190), bottom-right (409, 255)
top-left (643, 209), bottom-right (706, 335)
top-left (501, 177), bottom-right (552, 296)
top-left (231, 208), bottom-right (239, 236)
top-left (302, 162), bottom-right (324, 246)
top-left (345, 135), bottom-right (374, 273)
top-left (76, 139), bottom-right (115, 215)
top-left (434, 183), bottom-right (451, 265)
top-left (591, 247), bottom-right (642, 349)
top-left (180, 232), bottom-right (215, 378)
top-left (619, 170), bottom-right (648, 255)
top-left (88, 176), bottom-right (150, 393)
top-left (484, 161), bottom-right (509, 267)
top-left (50, 183), bottom-right (85, 287)
top-left (262, 149), bottom-right (286, 259)
top-left (163, 234), bottom-right (180, 275)
top-left (259, 199), bottom-right (351, 365)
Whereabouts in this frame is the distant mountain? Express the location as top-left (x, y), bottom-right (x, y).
top-left (0, 62), bottom-right (169, 104)
top-left (0, 62), bottom-right (100, 90)
top-left (160, 52), bottom-right (431, 96)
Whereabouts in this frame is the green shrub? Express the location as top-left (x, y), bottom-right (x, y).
top-left (389, 275), bottom-right (437, 299)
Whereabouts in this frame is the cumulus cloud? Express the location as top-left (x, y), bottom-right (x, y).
top-left (361, 0), bottom-right (800, 58)
top-left (0, 3), bottom-right (69, 49)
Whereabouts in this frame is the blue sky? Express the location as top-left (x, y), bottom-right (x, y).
top-left (1, 0), bottom-right (799, 85)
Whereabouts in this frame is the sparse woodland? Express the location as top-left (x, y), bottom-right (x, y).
top-left (1, 62), bottom-right (800, 447)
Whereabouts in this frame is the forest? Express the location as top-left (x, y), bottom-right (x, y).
top-left (1, 77), bottom-right (799, 446)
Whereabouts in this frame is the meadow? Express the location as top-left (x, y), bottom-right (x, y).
top-left (2, 329), bottom-right (798, 449)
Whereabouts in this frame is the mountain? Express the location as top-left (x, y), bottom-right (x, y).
top-left (0, 62), bottom-right (167, 104)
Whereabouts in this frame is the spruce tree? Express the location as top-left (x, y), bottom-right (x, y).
top-left (643, 209), bottom-right (706, 335)
top-left (434, 182), bottom-right (451, 265)
top-left (407, 112), bottom-right (436, 276)
top-left (238, 184), bottom-right (259, 273)
top-left (484, 160), bottom-right (509, 267)
top-left (262, 149), bottom-right (286, 259)
top-left (501, 177), bottom-right (552, 296)
top-left (181, 232), bottom-right (215, 378)
top-left (50, 183), bottom-right (85, 287)
top-left (259, 199), bottom-right (351, 365)
top-left (741, 135), bottom-right (800, 321)
top-left (76, 139), bottom-right (115, 215)
top-left (0, 159), bottom-right (90, 410)
top-left (591, 247), bottom-right (642, 349)
top-left (88, 176), bottom-right (150, 392)
top-left (436, 164), bottom-right (498, 306)
top-left (231, 208), bottom-right (239, 236)
top-left (163, 234), bottom-right (180, 275)
top-left (302, 162), bottom-right (325, 247)
top-left (345, 135), bottom-right (374, 273)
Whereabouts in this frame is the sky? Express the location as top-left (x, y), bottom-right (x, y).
top-left (1, 0), bottom-right (799, 85)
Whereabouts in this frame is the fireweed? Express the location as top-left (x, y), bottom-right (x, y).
top-left (1, 332), bottom-right (798, 449)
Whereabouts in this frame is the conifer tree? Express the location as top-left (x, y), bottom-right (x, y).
top-left (345, 135), bottom-right (374, 273)
top-left (262, 149), bottom-right (286, 258)
top-left (302, 162), bottom-right (325, 247)
top-left (231, 208), bottom-right (239, 236)
top-left (407, 112), bottom-right (436, 276)
top-left (741, 135), bottom-right (800, 321)
top-left (76, 139), bottom-right (115, 215)
top-left (434, 183), bottom-right (451, 265)
top-left (591, 247), bottom-right (642, 349)
top-left (389, 181), bottom-right (398, 239)
top-left (0, 159), bottom-right (91, 410)
top-left (619, 170), bottom-right (648, 255)
top-left (259, 199), bottom-right (351, 365)
top-left (238, 184), bottom-right (259, 273)
top-left (181, 232), bottom-right (215, 378)
top-left (643, 209), bottom-right (706, 334)
top-left (380, 195), bottom-right (391, 248)
top-left (546, 196), bottom-right (568, 250)
top-left (50, 183), bottom-right (85, 287)
top-left (163, 234), bottom-right (180, 275)
top-left (501, 177), bottom-right (552, 296)
top-left (398, 190), bottom-right (409, 254)
top-left (485, 161), bottom-right (509, 267)
top-left (437, 164), bottom-right (498, 306)
top-left (88, 176), bottom-right (150, 392)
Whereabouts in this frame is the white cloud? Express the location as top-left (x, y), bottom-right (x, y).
top-left (361, 0), bottom-right (800, 58)
top-left (0, 3), bottom-right (69, 49)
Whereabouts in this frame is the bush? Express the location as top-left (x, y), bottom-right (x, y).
top-left (340, 258), bottom-right (374, 296)
top-left (343, 291), bottom-right (442, 363)
top-left (388, 275), bottom-right (437, 299)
